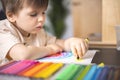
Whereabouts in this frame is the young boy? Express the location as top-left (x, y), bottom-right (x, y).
top-left (0, 0), bottom-right (88, 64)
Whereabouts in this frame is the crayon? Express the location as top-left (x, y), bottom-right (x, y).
top-left (10, 60), bottom-right (37, 74)
top-left (18, 61), bottom-right (39, 76)
top-left (84, 65), bottom-right (97, 80)
top-left (60, 65), bottom-right (80, 80)
top-left (34, 63), bottom-right (63, 78)
top-left (85, 38), bottom-right (89, 43)
top-left (97, 66), bottom-right (110, 80)
top-left (0, 61), bottom-right (18, 71)
top-left (114, 67), bottom-right (120, 80)
top-left (55, 64), bottom-right (76, 80)
top-left (76, 65), bottom-right (91, 80)
top-left (98, 63), bottom-right (104, 67)
top-left (72, 65), bottom-right (86, 80)
top-left (107, 67), bottom-right (115, 80)
top-left (91, 67), bottom-right (103, 80)
top-left (22, 62), bottom-right (52, 77)
top-left (0, 60), bottom-right (36, 74)
top-left (0, 61), bottom-right (22, 73)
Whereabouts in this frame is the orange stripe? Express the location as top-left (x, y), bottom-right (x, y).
top-left (22, 62), bottom-right (52, 77)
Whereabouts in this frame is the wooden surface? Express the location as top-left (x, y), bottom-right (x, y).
top-left (102, 0), bottom-right (120, 43)
top-left (72, 0), bottom-right (102, 40)
top-left (72, 0), bottom-right (120, 46)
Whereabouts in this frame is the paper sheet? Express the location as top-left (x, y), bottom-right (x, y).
top-left (38, 50), bottom-right (97, 65)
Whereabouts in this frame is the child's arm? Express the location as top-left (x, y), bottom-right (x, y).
top-left (8, 43), bottom-right (63, 60)
top-left (55, 37), bottom-right (89, 58)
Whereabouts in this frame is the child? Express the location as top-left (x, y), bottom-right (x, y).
top-left (0, 0), bottom-right (88, 64)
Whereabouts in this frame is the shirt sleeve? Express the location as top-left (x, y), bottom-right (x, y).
top-left (0, 30), bottom-right (20, 60)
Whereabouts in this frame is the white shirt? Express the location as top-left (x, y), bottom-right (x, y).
top-left (0, 19), bottom-right (56, 65)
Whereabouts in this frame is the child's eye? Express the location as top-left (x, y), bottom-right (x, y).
top-left (30, 13), bottom-right (37, 17)
top-left (42, 12), bottom-right (46, 15)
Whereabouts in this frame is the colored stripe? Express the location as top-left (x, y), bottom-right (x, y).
top-left (0, 60), bottom-right (34, 74)
top-left (72, 65), bottom-right (86, 80)
top-left (76, 65), bottom-right (91, 80)
top-left (91, 67), bottom-right (103, 80)
top-left (22, 62), bottom-right (52, 77)
top-left (10, 61), bottom-right (37, 74)
top-left (63, 65), bottom-right (81, 80)
top-left (34, 63), bottom-right (63, 78)
top-left (97, 66), bottom-right (110, 80)
top-left (18, 62), bottom-right (40, 75)
top-left (114, 67), bottom-right (120, 80)
top-left (0, 61), bottom-right (20, 73)
top-left (107, 67), bottom-right (115, 80)
top-left (84, 65), bottom-right (97, 80)
top-left (0, 61), bottom-right (18, 71)
top-left (55, 64), bottom-right (76, 80)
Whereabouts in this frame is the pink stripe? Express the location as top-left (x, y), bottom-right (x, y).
top-left (0, 60), bottom-right (38, 74)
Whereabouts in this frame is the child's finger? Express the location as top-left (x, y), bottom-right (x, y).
top-left (71, 46), bottom-right (77, 58)
top-left (80, 42), bottom-right (87, 55)
top-left (76, 45), bottom-right (83, 58)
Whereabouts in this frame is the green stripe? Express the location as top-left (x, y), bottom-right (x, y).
top-left (64, 65), bottom-right (81, 80)
top-left (56, 64), bottom-right (77, 80)
top-left (72, 65), bottom-right (86, 80)
top-left (76, 65), bottom-right (91, 80)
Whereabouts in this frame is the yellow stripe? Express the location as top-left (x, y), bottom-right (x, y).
top-left (34, 63), bottom-right (63, 78)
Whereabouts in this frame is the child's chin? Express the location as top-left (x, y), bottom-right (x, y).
top-left (31, 31), bottom-right (40, 34)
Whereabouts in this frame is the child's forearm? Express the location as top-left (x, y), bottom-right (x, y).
top-left (9, 44), bottom-right (53, 60)
top-left (55, 39), bottom-right (69, 51)
top-left (25, 46), bottom-right (53, 59)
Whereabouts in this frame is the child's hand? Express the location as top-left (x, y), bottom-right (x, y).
top-left (64, 38), bottom-right (89, 58)
top-left (46, 44), bottom-right (63, 55)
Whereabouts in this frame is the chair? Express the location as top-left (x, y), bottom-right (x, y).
top-left (0, 10), bottom-right (6, 20)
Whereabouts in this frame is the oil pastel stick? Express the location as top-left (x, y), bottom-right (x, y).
top-left (10, 60), bottom-right (38, 74)
top-left (18, 61), bottom-right (39, 76)
top-left (22, 62), bottom-right (52, 77)
top-left (72, 65), bottom-right (86, 80)
top-left (91, 67), bottom-right (103, 80)
top-left (0, 61), bottom-right (18, 71)
top-left (55, 64), bottom-right (76, 80)
top-left (0, 61), bottom-right (22, 73)
top-left (97, 66), bottom-right (110, 80)
top-left (76, 65), bottom-right (91, 80)
top-left (34, 63), bottom-right (63, 78)
top-left (0, 60), bottom-right (35, 74)
top-left (114, 67), bottom-right (120, 80)
top-left (84, 65), bottom-right (97, 80)
top-left (61, 65), bottom-right (81, 80)
top-left (107, 67), bottom-right (115, 80)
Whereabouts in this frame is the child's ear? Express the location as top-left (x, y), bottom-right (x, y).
top-left (6, 12), bottom-right (16, 22)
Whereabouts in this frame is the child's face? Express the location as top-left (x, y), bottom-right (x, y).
top-left (12, 6), bottom-right (46, 34)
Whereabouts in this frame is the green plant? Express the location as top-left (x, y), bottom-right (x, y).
top-left (45, 0), bottom-right (68, 38)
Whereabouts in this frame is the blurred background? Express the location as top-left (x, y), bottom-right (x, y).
top-left (44, 0), bottom-right (73, 39)
top-left (0, 0), bottom-right (74, 39)
top-left (1, 0), bottom-right (120, 48)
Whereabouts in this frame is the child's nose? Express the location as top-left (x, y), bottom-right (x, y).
top-left (38, 16), bottom-right (43, 22)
